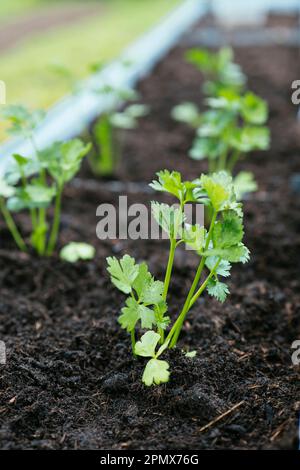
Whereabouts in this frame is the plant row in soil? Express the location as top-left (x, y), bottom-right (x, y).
top-left (0, 14), bottom-right (299, 450)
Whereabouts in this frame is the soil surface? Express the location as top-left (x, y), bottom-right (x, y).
top-left (0, 15), bottom-right (300, 450)
top-left (0, 3), bottom-right (102, 53)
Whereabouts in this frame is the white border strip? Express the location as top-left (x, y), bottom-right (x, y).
top-left (0, 0), bottom-right (207, 175)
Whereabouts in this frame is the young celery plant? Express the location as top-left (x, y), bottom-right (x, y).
top-left (3, 105), bottom-right (47, 254)
top-left (185, 46), bottom-right (246, 96)
top-left (192, 89), bottom-right (270, 167)
top-left (173, 47), bottom-right (270, 199)
top-left (49, 62), bottom-right (149, 177)
top-left (2, 105), bottom-right (90, 255)
top-left (107, 170), bottom-right (249, 386)
top-left (0, 177), bottom-right (27, 251)
top-left (89, 84), bottom-right (149, 176)
top-left (38, 139), bottom-right (91, 256)
top-left (172, 88), bottom-right (270, 199)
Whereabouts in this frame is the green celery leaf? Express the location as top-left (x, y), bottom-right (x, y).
top-left (222, 63), bottom-right (246, 88)
top-left (233, 171), bottom-right (257, 200)
top-left (40, 139), bottom-right (91, 185)
top-left (125, 104), bottom-right (149, 119)
top-left (60, 242), bottom-right (95, 263)
top-left (118, 298), bottom-right (156, 332)
top-left (139, 304), bottom-right (156, 329)
top-left (198, 109), bottom-right (234, 137)
top-left (171, 102), bottom-right (200, 127)
top-left (140, 278), bottom-right (164, 305)
top-left (132, 262), bottom-right (164, 305)
top-left (212, 212), bottom-right (244, 248)
top-left (5, 158), bottom-right (41, 185)
top-left (205, 256), bottom-right (231, 277)
top-left (107, 254), bottom-right (139, 294)
top-left (185, 48), bottom-right (217, 73)
top-left (185, 350), bottom-right (197, 358)
top-left (3, 105), bottom-right (45, 136)
top-left (7, 195), bottom-right (28, 212)
top-left (241, 92), bottom-right (268, 124)
top-left (135, 330), bottom-right (161, 357)
top-left (150, 171), bottom-right (199, 204)
top-left (151, 202), bottom-right (185, 239)
top-left (132, 263), bottom-right (152, 298)
top-left (149, 170), bottom-right (185, 201)
top-left (25, 183), bottom-right (56, 206)
top-left (154, 301), bottom-right (170, 331)
top-left (221, 200), bottom-right (243, 218)
top-left (200, 171), bottom-right (233, 211)
top-left (142, 358), bottom-right (170, 386)
top-left (110, 112), bottom-right (136, 129)
top-left (0, 178), bottom-right (15, 198)
top-left (204, 243), bottom-right (250, 263)
top-left (207, 89), bottom-right (241, 113)
top-left (189, 137), bottom-right (226, 161)
top-left (183, 224), bottom-right (206, 253)
top-left (195, 172), bottom-right (242, 216)
top-left (230, 126), bottom-right (270, 152)
top-left (7, 183), bottom-right (56, 211)
top-left (119, 297), bottom-right (141, 332)
top-left (207, 279), bottom-right (229, 302)
top-left (12, 154), bottom-right (28, 167)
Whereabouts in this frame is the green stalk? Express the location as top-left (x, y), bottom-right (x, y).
top-left (46, 184), bottom-right (63, 256)
top-left (166, 258), bottom-right (221, 349)
top-left (159, 204), bottom-right (184, 342)
top-left (168, 210), bottom-right (217, 348)
top-left (189, 258), bottom-right (221, 308)
top-left (113, 127), bottom-right (122, 170)
top-left (90, 115), bottom-right (114, 176)
top-left (37, 207), bottom-right (47, 254)
top-left (20, 167), bottom-right (37, 234)
top-left (158, 237), bottom-right (177, 343)
top-left (163, 238), bottom-right (177, 299)
top-left (209, 158), bottom-right (216, 174)
top-left (227, 150), bottom-right (241, 173)
top-left (219, 148), bottom-right (228, 171)
top-left (31, 208), bottom-right (37, 232)
top-left (0, 197), bottom-right (27, 252)
top-left (29, 135), bottom-right (47, 254)
top-left (131, 329), bottom-right (136, 357)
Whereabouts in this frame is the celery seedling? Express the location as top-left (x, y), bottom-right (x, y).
top-left (1, 105), bottom-right (90, 255)
top-left (107, 170), bottom-right (249, 386)
top-left (60, 242), bottom-right (95, 263)
top-left (185, 47), bottom-right (246, 96)
top-left (191, 89), bottom-right (269, 171)
top-left (90, 84), bottom-right (149, 176)
top-left (172, 47), bottom-right (270, 199)
top-left (49, 62), bottom-right (149, 177)
top-left (172, 88), bottom-right (270, 199)
top-left (0, 177), bottom-right (26, 251)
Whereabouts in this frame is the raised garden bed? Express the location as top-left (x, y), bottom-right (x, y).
top-left (0, 13), bottom-right (299, 450)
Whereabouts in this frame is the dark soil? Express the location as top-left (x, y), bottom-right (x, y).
top-left (0, 15), bottom-right (300, 450)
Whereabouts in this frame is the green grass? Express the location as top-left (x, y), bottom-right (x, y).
top-left (0, 0), bottom-right (90, 21)
top-left (1, 0), bottom-right (181, 112)
top-left (0, 0), bottom-right (46, 20)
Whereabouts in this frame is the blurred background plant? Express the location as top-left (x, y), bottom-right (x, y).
top-left (48, 61), bottom-right (150, 177)
top-left (172, 47), bottom-right (270, 200)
